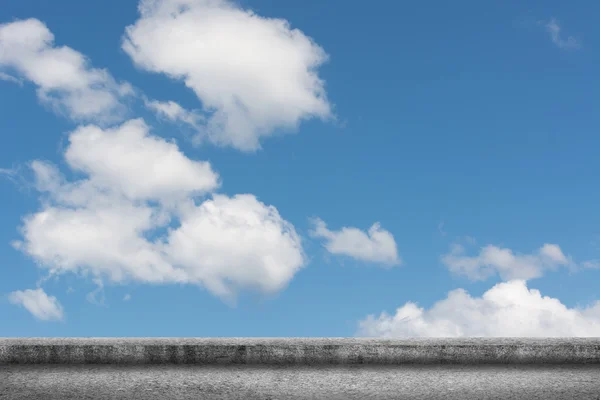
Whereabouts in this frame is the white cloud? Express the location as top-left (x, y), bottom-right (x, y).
top-left (12, 119), bottom-right (305, 302)
top-left (25, 119), bottom-right (219, 215)
top-left (0, 167), bottom-right (16, 176)
top-left (8, 288), bottom-right (64, 321)
top-left (0, 18), bottom-right (132, 122)
top-left (14, 191), bottom-right (306, 302)
top-left (86, 278), bottom-right (106, 305)
top-left (544, 18), bottom-right (581, 50)
top-left (163, 194), bottom-right (306, 300)
top-left (0, 71), bottom-right (23, 86)
top-left (62, 119), bottom-right (220, 203)
top-left (581, 260), bottom-right (600, 269)
top-left (145, 98), bottom-right (203, 128)
top-left (309, 218), bottom-right (401, 266)
top-left (123, 293), bottom-right (131, 301)
top-left (13, 194), bottom-right (179, 284)
top-left (357, 280), bottom-right (600, 337)
top-left (441, 243), bottom-right (572, 281)
top-left (123, 0), bottom-right (332, 151)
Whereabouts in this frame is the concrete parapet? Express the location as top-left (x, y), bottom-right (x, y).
top-left (1, 338), bottom-right (599, 365)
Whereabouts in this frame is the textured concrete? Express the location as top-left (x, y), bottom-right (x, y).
top-left (2, 338), bottom-right (600, 365)
top-left (2, 364), bottom-right (600, 399)
top-left (2, 339), bottom-right (600, 399)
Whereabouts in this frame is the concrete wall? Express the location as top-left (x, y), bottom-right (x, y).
top-left (1, 338), bottom-right (600, 365)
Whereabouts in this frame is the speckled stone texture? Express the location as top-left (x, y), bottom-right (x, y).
top-left (1, 339), bottom-right (600, 399)
top-left (1, 338), bottom-right (600, 365)
top-left (2, 364), bottom-right (600, 399)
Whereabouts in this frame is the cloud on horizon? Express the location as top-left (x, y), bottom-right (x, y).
top-left (357, 279), bottom-right (600, 337)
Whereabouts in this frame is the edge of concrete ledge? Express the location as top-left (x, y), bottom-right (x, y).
top-left (1, 338), bottom-right (599, 365)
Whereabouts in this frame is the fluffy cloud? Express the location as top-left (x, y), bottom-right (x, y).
top-left (163, 194), bottom-right (305, 299)
top-left (13, 194), bottom-right (181, 284)
top-left (12, 119), bottom-right (305, 302)
top-left (357, 280), bottom-right (600, 337)
top-left (63, 119), bottom-right (219, 203)
top-left (309, 218), bottom-right (400, 266)
top-left (28, 118), bottom-right (219, 211)
top-left (14, 191), bottom-right (305, 302)
top-left (441, 243), bottom-right (572, 281)
top-left (0, 18), bottom-right (132, 122)
top-left (544, 18), bottom-right (581, 50)
top-left (123, 0), bottom-right (331, 151)
top-left (8, 288), bottom-right (64, 321)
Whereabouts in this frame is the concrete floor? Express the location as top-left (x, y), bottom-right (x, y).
top-left (2, 364), bottom-right (600, 400)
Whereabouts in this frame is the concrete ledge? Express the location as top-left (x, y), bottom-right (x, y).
top-left (1, 338), bottom-right (600, 365)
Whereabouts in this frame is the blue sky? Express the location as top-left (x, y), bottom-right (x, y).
top-left (1, 0), bottom-right (600, 337)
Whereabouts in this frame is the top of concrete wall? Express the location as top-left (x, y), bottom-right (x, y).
top-left (1, 338), bottom-right (599, 365)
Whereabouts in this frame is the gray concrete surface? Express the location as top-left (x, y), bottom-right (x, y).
top-left (2, 339), bottom-right (599, 399)
top-left (2, 338), bottom-right (600, 365)
top-left (2, 364), bottom-right (600, 400)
